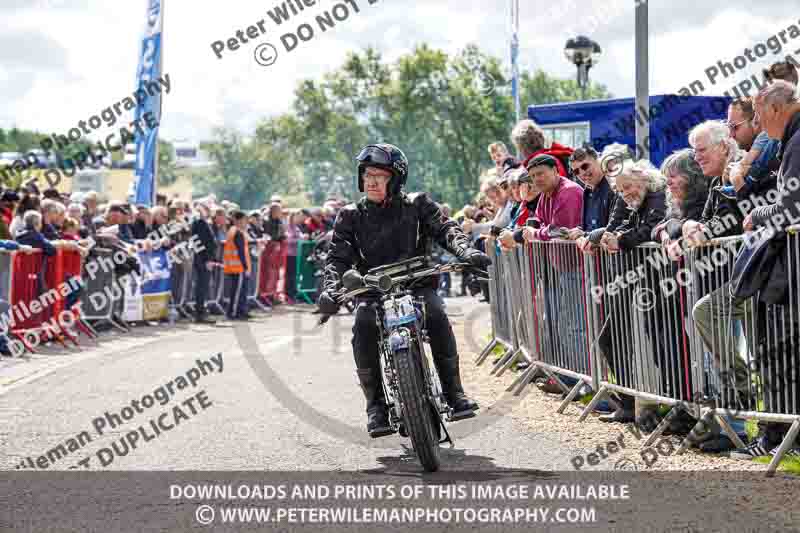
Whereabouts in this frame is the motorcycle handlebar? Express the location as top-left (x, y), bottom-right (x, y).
top-left (333, 261), bottom-right (489, 303)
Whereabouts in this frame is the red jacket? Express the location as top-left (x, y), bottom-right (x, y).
top-left (0, 207), bottom-right (12, 226)
top-left (304, 217), bottom-right (323, 235)
top-left (532, 177), bottom-right (584, 241)
top-left (522, 142), bottom-right (574, 177)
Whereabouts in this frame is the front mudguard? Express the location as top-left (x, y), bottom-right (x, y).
top-left (388, 328), bottom-right (411, 352)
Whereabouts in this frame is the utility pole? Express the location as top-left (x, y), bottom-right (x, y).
top-left (511, 0), bottom-right (520, 122)
top-left (635, 0), bottom-right (649, 161)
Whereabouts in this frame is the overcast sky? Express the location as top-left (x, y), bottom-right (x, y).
top-left (2, 0), bottom-right (798, 144)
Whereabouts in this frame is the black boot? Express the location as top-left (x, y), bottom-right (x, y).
top-left (435, 356), bottom-right (478, 419)
top-left (356, 368), bottom-right (393, 438)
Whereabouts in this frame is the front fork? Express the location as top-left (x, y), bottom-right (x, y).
top-left (382, 324), bottom-right (454, 447)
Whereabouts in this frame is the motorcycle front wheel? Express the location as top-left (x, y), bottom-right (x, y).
top-left (394, 344), bottom-right (441, 472)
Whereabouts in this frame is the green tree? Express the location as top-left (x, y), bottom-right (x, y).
top-left (196, 126), bottom-right (296, 209)
top-left (199, 44), bottom-right (611, 208)
top-left (157, 139), bottom-right (179, 186)
top-left (520, 69), bottom-right (610, 106)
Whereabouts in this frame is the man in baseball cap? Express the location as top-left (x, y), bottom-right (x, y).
top-left (522, 154), bottom-right (583, 242)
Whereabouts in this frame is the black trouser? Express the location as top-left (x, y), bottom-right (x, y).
top-left (643, 284), bottom-right (694, 403)
top-left (193, 261), bottom-right (210, 318)
top-left (598, 256), bottom-right (694, 404)
top-left (225, 273), bottom-right (249, 318)
top-left (352, 287), bottom-right (457, 370)
top-left (598, 320), bottom-right (636, 409)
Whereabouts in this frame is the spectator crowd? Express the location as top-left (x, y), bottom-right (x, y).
top-left (0, 182), bottom-right (344, 345)
top-left (455, 61), bottom-right (800, 463)
top-left (1, 59), bottom-right (799, 467)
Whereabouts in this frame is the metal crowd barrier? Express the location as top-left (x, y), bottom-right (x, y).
top-left (0, 251), bottom-right (13, 349)
top-left (295, 240), bottom-right (318, 304)
top-left (506, 240), bottom-right (599, 415)
top-left (680, 232), bottom-right (800, 475)
top-left (248, 242), bottom-right (271, 311)
top-left (44, 248), bottom-right (85, 346)
top-left (489, 247), bottom-right (522, 373)
top-left (0, 248), bottom-right (92, 352)
top-left (477, 231), bottom-right (800, 476)
top-left (82, 248), bottom-right (129, 333)
top-left (8, 249), bottom-right (46, 349)
top-left (169, 246), bottom-right (195, 317)
top-left (27, 249), bottom-right (77, 347)
top-left (495, 244), bottom-right (535, 376)
top-left (205, 242), bottom-right (226, 315)
top-left (582, 242), bottom-right (702, 441)
top-left (474, 244), bottom-right (518, 367)
top-left (1, 232), bottom-right (293, 357)
top-left (205, 239), bottom-right (287, 314)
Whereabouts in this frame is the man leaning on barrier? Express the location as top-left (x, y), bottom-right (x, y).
top-left (651, 148), bottom-right (752, 452)
top-left (497, 168), bottom-right (540, 251)
top-left (521, 154), bottom-right (585, 393)
top-left (693, 81), bottom-right (800, 460)
top-left (727, 97), bottom-right (781, 200)
top-left (576, 144), bottom-right (632, 255)
top-left (565, 146), bottom-right (618, 244)
top-left (681, 120), bottom-right (745, 248)
top-left (588, 160), bottom-right (668, 425)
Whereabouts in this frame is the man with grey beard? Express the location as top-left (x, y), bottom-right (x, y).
top-left (694, 81), bottom-right (800, 461)
top-left (593, 161), bottom-right (668, 425)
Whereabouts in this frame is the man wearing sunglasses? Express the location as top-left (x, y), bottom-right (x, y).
top-left (565, 147), bottom-right (617, 244)
top-left (726, 98), bottom-right (781, 198)
top-left (317, 143), bottom-right (491, 437)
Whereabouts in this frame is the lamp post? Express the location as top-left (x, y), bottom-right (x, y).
top-left (510, 0), bottom-right (520, 122)
top-left (564, 36), bottom-right (602, 101)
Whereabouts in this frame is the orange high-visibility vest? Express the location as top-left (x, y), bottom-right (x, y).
top-left (223, 227), bottom-right (251, 274)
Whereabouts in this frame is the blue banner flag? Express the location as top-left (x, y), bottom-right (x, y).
top-left (131, 0), bottom-right (164, 207)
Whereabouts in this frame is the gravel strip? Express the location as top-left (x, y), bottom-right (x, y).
top-left (444, 297), bottom-right (795, 476)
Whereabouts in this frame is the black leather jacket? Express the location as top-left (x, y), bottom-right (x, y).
top-left (616, 190), bottom-right (668, 250)
top-left (323, 192), bottom-right (472, 292)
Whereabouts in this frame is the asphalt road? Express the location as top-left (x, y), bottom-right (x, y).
top-left (0, 300), bottom-right (580, 472)
top-left (1, 299), bottom-right (798, 532)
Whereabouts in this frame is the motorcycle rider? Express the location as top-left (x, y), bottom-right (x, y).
top-left (317, 143), bottom-right (491, 437)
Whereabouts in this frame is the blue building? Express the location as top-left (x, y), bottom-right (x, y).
top-left (528, 94), bottom-right (732, 167)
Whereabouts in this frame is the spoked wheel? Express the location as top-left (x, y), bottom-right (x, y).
top-left (394, 344), bottom-right (441, 472)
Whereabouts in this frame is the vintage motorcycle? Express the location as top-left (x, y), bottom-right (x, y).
top-left (321, 256), bottom-right (489, 472)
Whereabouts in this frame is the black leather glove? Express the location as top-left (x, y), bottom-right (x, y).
top-left (465, 250), bottom-right (491, 269)
top-left (317, 291), bottom-right (341, 315)
top-left (586, 228), bottom-right (606, 245)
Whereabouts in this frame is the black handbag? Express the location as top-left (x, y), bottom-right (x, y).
top-left (729, 227), bottom-right (788, 303)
